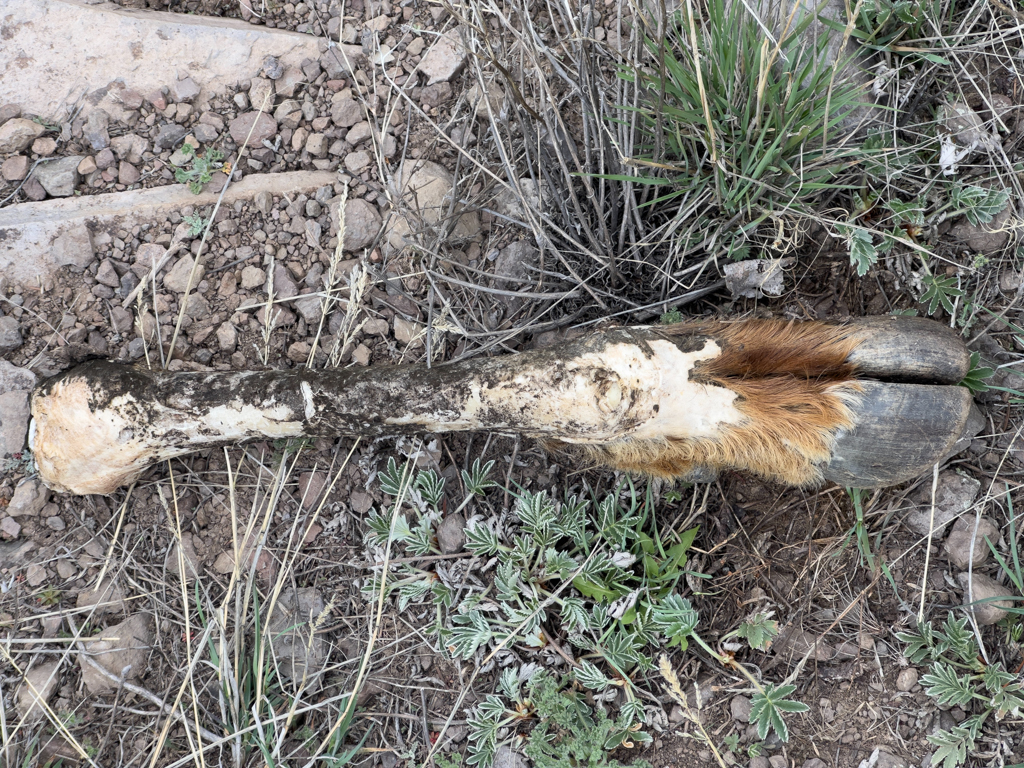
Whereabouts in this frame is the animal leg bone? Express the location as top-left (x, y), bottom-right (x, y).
top-left (28, 317), bottom-right (980, 495)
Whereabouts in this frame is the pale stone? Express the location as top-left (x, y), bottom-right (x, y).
top-left (8, 477), bottom-right (48, 517)
top-left (78, 614), bottom-right (153, 694)
top-left (418, 28), bottom-right (467, 85)
top-left (0, 171), bottom-right (335, 286)
top-left (76, 577), bottom-right (127, 617)
top-left (240, 265), bottom-right (266, 289)
top-left (17, 661), bottom-right (60, 721)
top-left (163, 254), bottom-right (205, 293)
top-left (0, 0), bottom-right (322, 123)
top-left (216, 322), bottom-right (237, 351)
top-left (957, 571), bottom-right (1015, 625)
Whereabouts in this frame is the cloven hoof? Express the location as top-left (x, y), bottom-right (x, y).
top-left (28, 316), bottom-right (981, 495)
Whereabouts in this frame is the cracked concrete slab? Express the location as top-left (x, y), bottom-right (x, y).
top-left (0, 0), bottom-right (323, 122)
top-left (0, 171), bottom-right (336, 286)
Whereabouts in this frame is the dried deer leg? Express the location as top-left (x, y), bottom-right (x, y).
top-left (29, 317), bottom-right (980, 495)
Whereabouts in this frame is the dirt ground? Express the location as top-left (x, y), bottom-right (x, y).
top-left (2, 0), bottom-right (1024, 767)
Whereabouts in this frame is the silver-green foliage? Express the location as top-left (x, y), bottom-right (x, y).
top-left (363, 464), bottom-right (700, 767)
top-left (897, 614), bottom-right (1024, 768)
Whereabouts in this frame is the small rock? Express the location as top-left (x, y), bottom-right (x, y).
top-left (154, 123), bottom-right (187, 150)
top-left (895, 668), bottom-right (918, 692)
top-left (0, 103), bottom-right (23, 124)
top-left (330, 97), bottom-right (362, 127)
top-left (96, 259), bottom-right (121, 288)
top-left (394, 317), bottom-right (423, 346)
top-left (492, 745), bottom-right (527, 768)
top-left (344, 150), bottom-right (370, 173)
top-left (275, 67), bottom-right (305, 99)
top-left (421, 82), bottom-right (453, 108)
top-left (768, 757), bottom-right (788, 768)
top-left (76, 577), bottom-right (127, 617)
top-left (46, 516), bottom-right (65, 531)
top-left (216, 322), bottom-right (237, 351)
top-left (22, 176), bottom-right (45, 200)
top-left (418, 28), bottom-right (467, 85)
top-left (730, 695), bottom-right (752, 722)
top-left (872, 750), bottom-right (907, 768)
top-left (1, 517), bottom-right (21, 538)
top-left (240, 265), bottom-right (266, 289)
top-left (389, 159), bottom-right (479, 241)
top-left (905, 471), bottom-right (982, 535)
top-left (78, 613), bottom-right (153, 694)
top-left (166, 532), bottom-right (202, 582)
top-left (120, 89), bottom-right (144, 110)
top-left (295, 294), bottom-right (323, 326)
top-left (8, 477), bottom-right (48, 517)
top-left (118, 161), bottom-right (141, 186)
top-left (163, 254), bottom-right (205, 293)
top-left (944, 516), bottom-right (999, 569)
top-left (193, 123), bottom-right (219, 144)
top-left (297, 471), bottom-right (328, 509)
top-left (169, 76), bottom-right (201, 103)
top-left (957, 571), bottom-right (1015, 625)
top-left (349, 490), bottom-right (373, 514)
top-left (111, 133), bottom-right (148, 163)
top-left (352, 343), bottom-right (371, 365)
top-left (262, 55), bottom-right (285, 80)
top-left (213, 551), bottom-right (235, 574)
top-left (77, 155), bottom-right (97, 175)
top-left (749, 758), bottom-right (770, 768)
top-left (466, 81), bottom-right (505, 119)
top-left (338, 198), bottom-right (381, 251)
top-left (802, 760), bottom-right (827, 768)
top-left (84, 109), bottom-right (110, 150)
top-left (319, 43), bottom-right (365, 79)
top-left (0, 390), bottom-right (30, 456)
top-left (34, 156), bottom-right (83, 197)
top-left (772, 625), bottom-right (833, 662)
top-left (724, 258), bottom-right (788, 299)
top-left (437, 513), bottom-right (466, 553)
top-left (132, 242), bottom-right (167, 278)
top-left (0, 118), bottom-right (45, 153)
top-left (950, 202), bottom-right (1012, 255)
top-left (95, 147), bottom-right (115, 170)
top-left (26, 563), bottom-right (47, 586)
top-left (1, 154), bottom-right (29, 181)
top-left (229, 112), bottom-right (278, 147)
top-left (17, 661), bottom-right (60, 722)
top-left (255, 190), bottom-right (274, 214)
top-left (249, 77), bottom-right (275, 113)
top-left (273, 263), bottom-right (299, 298)
top-left (32, 136), bottom-right (56, 156)
top-left (269, 587), bottom-right (329, 687)
top-left (0, 360), bottom-right (36, 393)
top-left (306, 132), bottom-right (328, 157)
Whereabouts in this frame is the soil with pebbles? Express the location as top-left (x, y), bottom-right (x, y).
top-left (2, 1), bottom-right (1024, 767)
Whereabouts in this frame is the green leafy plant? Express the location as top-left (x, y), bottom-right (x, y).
top-left (365, 462), bottom-right (704, 765)
top-left (467, 669), bottom-right (651, 768)
top-left (736, 611), bottom-right (779, 651)
top-left (960, 352), bottom-right (994, 394)
top-left (174, 143), bottom-right (225, 194)
top-left (920, 274), bottom-right (963, 316)
top-left (660, 308), bottom-right (683, 324)
top-left (897, 614), bottom-right (1024, 768)
top-left (183, 211), bottom-right (208, 236)
top-left (749, 683), bottom-right (809, 742)
top-left (949, 183), bottom-right (1010, 227)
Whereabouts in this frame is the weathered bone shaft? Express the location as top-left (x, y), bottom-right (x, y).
top-left (29, 318), bottom-right (978, 496)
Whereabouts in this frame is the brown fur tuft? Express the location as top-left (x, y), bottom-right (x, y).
top-left (576, 320), bottom-right (866, 485)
